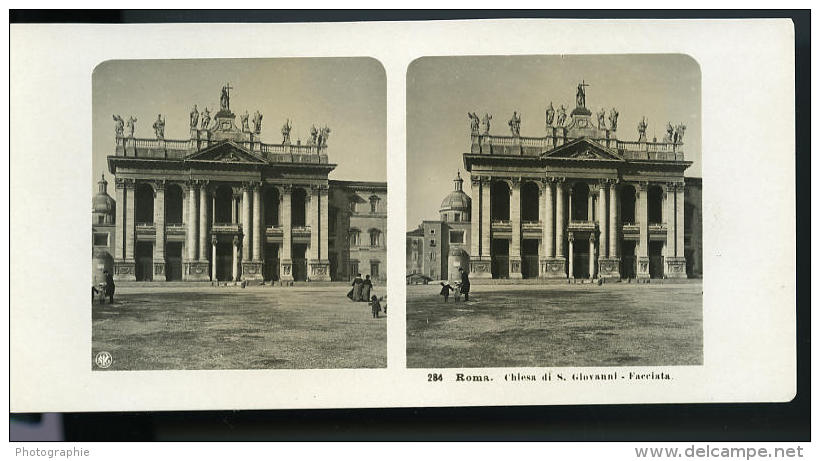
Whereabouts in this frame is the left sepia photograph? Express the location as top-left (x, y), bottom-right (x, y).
top-left (91, 58), bottom-right (387, 370)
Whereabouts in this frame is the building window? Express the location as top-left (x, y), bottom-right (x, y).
top-left (93, 233), bottom-right (109, 246)
top-left (431, 251), bottom-right (436, 261)
top-left (369, 229), bottom-right (381, 247)
top-left (370, 196), bottom-right (380, 213)
top-left (454, 213), bottom-right (460, 222)
top-left (443, 214), bottom-right (448, 222)
top-left (430, 239), bottom-right (436, 247)
top-left (370, 262), bottom-right (379, 278)
top-left (450, 230), bottom-right (464, 244)
top-left (349, 229), bottom-right (361, 247)
top-left (430, 229), bottom-right (435, 234)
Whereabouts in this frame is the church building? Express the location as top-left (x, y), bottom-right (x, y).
top-left (407, 83), bottom-right (702, 281)
top-left (95, 85), bottom-right (386, 283)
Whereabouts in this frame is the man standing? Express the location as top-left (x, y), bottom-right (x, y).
top-left (459, 267), bottom-right (471, 302)
top-left (103, 270), bottom-right (115, 304)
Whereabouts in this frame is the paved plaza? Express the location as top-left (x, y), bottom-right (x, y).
top-left (92, 285), bottom-right (386, 370)
top-left (406, 282), bottom-right (702, 368)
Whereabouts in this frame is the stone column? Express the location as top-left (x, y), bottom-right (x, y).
top-left (211, 235), bottom-right (217, 282)
top-left (242, 185), bottom-right (251, 262)
top-left (637, 182), bottom-right (650, 279)
top-left (568, 184), bottom-right (573, 223)
top-left (589, 233), bottom-right (596, 279)
top-left (253, 184), bottom-right (262, 261)
top-left (198, 182), bottom-right (208, 261)
top-left (320, 185), bottom-right (330, 258)
top-left (597, 182), bottom-right (607, 258)
top-left (509, 178), bottom-right (522, 279)
top-left (280, 185), bottom-right (294, 281)
top-left (609, 181), bottom-right (618, 258)
top-left (231, 193), bottom-right (238, 223)
top-left (587, 191), bottom-right (594, 221)
top-left (125, 179), bottom-right (136, 261)
top-left (665, 183), bottom-right (675, 262)
top-left (114, 179), bottom-right (125, 260)
top-left (470, 177), bottom-right (481, 259)
top-left (308, 186), bottom-right (319, 263)
top-left (568, 232), bottom-right (575, 279)
top-left (112, 178), bottom-right (135, 281)
top-left (153, 181), bottom-right (166, 280)
top-left (211, 193), bottom-right (216, 225)
top-left (543, 179), bottom-right (555, 258)
top-left (232, 235), bottom-right (239, 281)
top-left (676, 184), bottom-right (685, 258)
top-left (309, 185), bottom-right (331, 281)
top-left (481, 179), bottom-right (491, 262)
top-left (555, 179), bottom-right (565, 261)
top-left (187, 181), bottom-right (198, 261)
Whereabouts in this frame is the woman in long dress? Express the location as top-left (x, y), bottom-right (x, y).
top-left (348, 273), bottom-right (364, 301)
top-left (361, 275), bottom-right (373, 302)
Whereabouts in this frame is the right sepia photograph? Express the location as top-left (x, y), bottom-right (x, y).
top-left (406, 54), bottom-right (703, 368)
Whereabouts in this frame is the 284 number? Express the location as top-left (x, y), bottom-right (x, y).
top-left (427, 373), bottom-right (443, 382)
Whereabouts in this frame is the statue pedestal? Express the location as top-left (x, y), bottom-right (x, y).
top-left (153, 260), bottom-right (166, 281)
top-left (469, 257), bottom-right (492, 279)
top-left (279, 259), bottom-right (294, 282)
top-left (184, 260), bottom-right (210, 281)
top-left (242, 260), bottom-right (264, 281)
top-left (540, 257), bottom-right (567, 278)
top-left (309, 260), bottom-right (331, 281)
top-left (113, 259), bottom-right (136, 282)
top-left (598, 257), bottom-right (621, 280)
top-left (665, 257), bottom-right (688, 279)
top-left (637, 256), bottom-right (650, 280)
top-left (508, 257), bottom-right (523, 279)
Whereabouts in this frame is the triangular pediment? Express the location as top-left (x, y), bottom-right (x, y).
top-left (186, 140), bottom-right (267, 164)
top-left (542, 137), bottom-right (624, 161)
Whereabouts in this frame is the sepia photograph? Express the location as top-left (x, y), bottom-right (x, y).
top-left (91, 58), bottom-right (387, 370)
top-left (406, 54), bottom-right (703, 368)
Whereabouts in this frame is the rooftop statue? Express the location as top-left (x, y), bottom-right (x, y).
top-left (545, 102), bottom-right (555, 126)
top-left (113, 114), bottom-right (124, 138)
top-left (281, 118), bottom-right (292, 144)
top-left (664, 122), bottom-right (675, 142)
top-left (220, 83), bottom-right (233, 111)
top-left (596, 109), bottom-right (606, 130)
top-left (608, 108), bottom-right (619, 131)
top-left (576, 80), bottom-right (589, 108)
top-left (674, 124), bottom-right (686, 143)
top-left (318, 126), bottom-right (331, 148)
top-left (637, 116), bottom-right (648, 142)
top-left (189, 105), bottom-right (199, 129)
top-left (309, 124), bottom-right (319, 146)
top-left (467, 112), bottom-right (480, 134)
top-left (152, 114), bottom-right (165, 139)
top-left (508, 111), bottom-right (521, 137)
top-left (201, 107), bottom-right (211, 130)
top-left (126, 115), bottom-right (137, 137)
top-left (252, 110), bottom-right (263, 134)
top-left (240, 110), bottom-right (250, 132)
top-left (556, 105), bottom-right (567, 126)
top-left (481, 113), bottom-right (492, 135)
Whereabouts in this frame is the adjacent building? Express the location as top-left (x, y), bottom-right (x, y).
top-left (97, 85), bottom-right (386, 283)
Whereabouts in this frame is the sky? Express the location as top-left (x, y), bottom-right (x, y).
top-left (92, 58), bottom-right (386, 194)
top-left (406, 54), bottom-right (701, 228)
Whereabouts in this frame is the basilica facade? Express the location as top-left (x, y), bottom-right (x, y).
top-left (407, 83), bottom-right (702, 281)
top-left (95, 85), bottom-right (386, 283)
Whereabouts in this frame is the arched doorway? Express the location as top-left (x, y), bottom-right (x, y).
top-left (490, 181), bottom-right (510, 221)
top-left (620, 185), bottom-right (637, 224)
top-left (135, 183), bottom-right (154, 224)
top-left (520, 181), bottom-right (540, 222)
top-left (165, 184), bottom-right (184, 224)
top-left (292, 188), bottom-right (307, 227)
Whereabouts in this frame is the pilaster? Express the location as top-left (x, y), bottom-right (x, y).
top-left (310, 184), bottom-right (331, 281)
top-left (280, 185), bottom-right (294, 281)
top-left (509, 178), bottom-right (522, 279)
top-left (471, 177), bottom-right (492, 279)
top-left (636, 181), bottom-right (650, 280)
top-left (153, 180), bottom-right (166, 280)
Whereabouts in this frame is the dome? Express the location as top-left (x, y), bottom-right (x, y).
top-left (440, 189), bottom-right (471, 211)
top-left (93, 174), bottom-right (116, 216)
top-left (439, 171), bottom-right (471, 212)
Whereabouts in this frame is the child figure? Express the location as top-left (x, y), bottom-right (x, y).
top-left (453, 282), bottom-right (462, 303)
top-left (440, 281), bottom-right (454, 303)
top-left (370, 295), bottom-right (382, 318)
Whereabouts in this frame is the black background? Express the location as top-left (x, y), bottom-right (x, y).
top-left (9, 9), bottom-right (810, 442)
